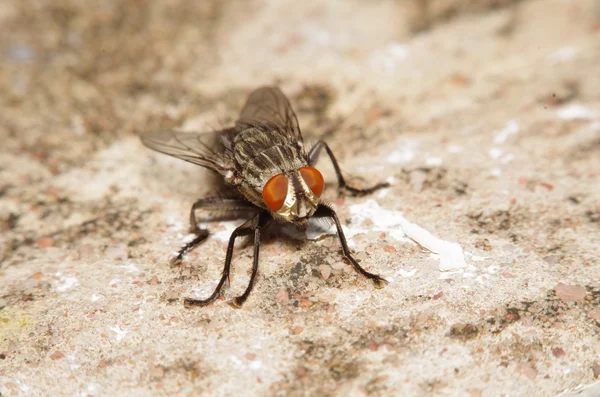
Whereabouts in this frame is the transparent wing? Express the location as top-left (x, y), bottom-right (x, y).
top-left (237, 86), bottom-right (303, 144)
top-left (140, 128), bottom-right (236, 174)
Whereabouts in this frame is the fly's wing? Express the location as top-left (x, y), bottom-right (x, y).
top-left (237, 86), bottom-right (303, 146)
top-left (140, 128), bottom-right (236, 175)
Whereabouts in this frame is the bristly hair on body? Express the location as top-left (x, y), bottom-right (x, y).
top-left (141, 86), bottom-right (390, 308)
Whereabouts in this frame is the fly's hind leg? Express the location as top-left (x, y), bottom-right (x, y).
top-left (171, 197), bottom-right (256, 266)
top-left (308, 140), bottom-right (389, 196)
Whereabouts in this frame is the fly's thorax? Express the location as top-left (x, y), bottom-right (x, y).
top-left (237, 183), bottom-right (264, 208)
top-left (232, 125), bottom-right (307, 188)
top-left (234, 154), bottom-right (310, 211)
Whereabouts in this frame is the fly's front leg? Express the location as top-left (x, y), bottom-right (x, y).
top-left (171, 197), bottom-right (256, 266)
top-left (228, 212), bottom-right (271, 308)
top-left (308, 140), bottom-right (389, 196)
top-left (313, 203), bottom-right (388, 288)
top-left (184, 212), bottom-right (264, 308)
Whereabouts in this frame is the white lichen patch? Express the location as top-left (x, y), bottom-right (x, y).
top-left (555, 380), bottom-right (600, 397)
top-left (348, 200), bottom-right (467, 271)
top-left (54, 273), bottom-right (79, 292)
top-left (557, 104), bottom-right (599, 121)
top-left (284, 200), bottom-right (468, 272)
top-left (213, 220), bottom-right (242, 242)
top-left (425, 156), bottom-right (443, 166)
top-left (368, 41), bottom-right (409, 72)
top-left (386, 139), bottom-right (418, 164)
top-left (493, 120), bottom-right (519, 144)
top-left (109, 325), bottom-right (130, 342)
top-left (120, 263), bottom-right (140, 273)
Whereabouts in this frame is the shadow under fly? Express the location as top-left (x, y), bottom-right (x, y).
top-left (141, 86), bottom-right (389, 308)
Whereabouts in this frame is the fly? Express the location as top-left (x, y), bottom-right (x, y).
top-left (141, 86), bottom-right (389, 308)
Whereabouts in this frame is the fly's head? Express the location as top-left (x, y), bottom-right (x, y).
top-left (261, 166), bottom-right (324, 226)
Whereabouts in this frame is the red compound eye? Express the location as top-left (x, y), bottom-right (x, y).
top-left (300, 166), bottom-right (324, 197)
top-left (262, 173), bottom-right (288, 211)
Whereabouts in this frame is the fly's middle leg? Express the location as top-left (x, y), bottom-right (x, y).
top-left (171, 197), bottom-right (256, 266)
top-left (308, 140), bottom-right (389, 196)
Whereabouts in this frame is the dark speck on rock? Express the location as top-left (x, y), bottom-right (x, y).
top-left (592, 361), bottom-right (600, 379)
top-left (447, 323), bottom-right (479, 340)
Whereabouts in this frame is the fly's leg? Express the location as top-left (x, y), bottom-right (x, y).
top-left (313, 203), bottom-right (388, 288)
top-left (184, 215), bottom-right (256, 307)
top-left (170, 197), bottom-right (209, 266)
top-left (184, 212), bottom-right (267, 308)
top-left (228, 213), bottom-right (270, 308)
top-left (171, 197), bottom-right (256, 266)
top-left (308, 140), bottom-right (389, 196)
top-left (171, 231), bottom-right (209, 266)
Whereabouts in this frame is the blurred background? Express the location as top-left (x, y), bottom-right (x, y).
top-left (2, 0), bottom-right (598, 172)
top-left (1, 1), bottom-right (600, 396)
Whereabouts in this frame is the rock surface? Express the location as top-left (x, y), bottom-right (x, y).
top-left (1, 0), bottom-right (600, 396)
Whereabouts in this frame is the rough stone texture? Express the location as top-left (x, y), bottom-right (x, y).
top-left (1, 0), bottom-right (600, 396)
top-left (555, 283), bottom-right (587, 302)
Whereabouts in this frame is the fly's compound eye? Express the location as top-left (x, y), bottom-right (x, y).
top-left (263, 173), bottom-right (288, 211)
top-left (300, 166), bottom-right (324, 197)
